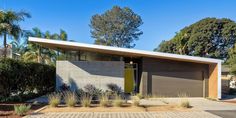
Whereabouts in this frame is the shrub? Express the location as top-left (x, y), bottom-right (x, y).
top-left (84, 84), bottom-right (102, 100)
top-left (65, 92), bottom-right (77, 107)
top-left (81, 94), bottom-right (92, 107)
top-left (113, 94), bottom-right (123, 107)
top-left (0, 58), bottom-right (55, 102)
top-left (14, 104), bottom-right (31, 116)
top-left (136, 93), bottom-right (144, 99)
top-left (179, 99), bottom-right (190, 108)
top-left (107, 83), bottom-right (123, 94)
top-left (131, 96), bottom-right (140, 106)
top-left (75, 88), bottom-right (85, 101)
top-left (48, 93), bottom-right (60, 107)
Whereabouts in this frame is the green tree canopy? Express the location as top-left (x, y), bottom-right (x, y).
top-left (90, 6), bottom-right (143, 48)
top-left (23, 27), bottom-right (68, 65)
top-left (156, 18), bottom-right (236, 60)
top-left (0, 10), bottom-right (30, 56)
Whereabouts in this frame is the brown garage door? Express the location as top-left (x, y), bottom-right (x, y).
top-left (151, 71), bottom-right (203, 97)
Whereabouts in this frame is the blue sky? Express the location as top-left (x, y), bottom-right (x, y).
top-left (1, 0), bottom-right (236, 51)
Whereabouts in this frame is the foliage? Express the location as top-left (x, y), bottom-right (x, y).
top-left (0, 58), bottom-right (56, 102)
top-left (113, 94), bottom-right (123, 107)
top-left (156, 18), bottom-right (236, 60)
top-left (14, 104), bottom-right (31, 116)
top-left (179, 99), bottom-right (191, 108)
top-left (75, 88), bottom-right (85, 101)
top-left (84, 84), bottom-right (102, 100)
top-left (81, 94), bottom-right (92, 107)
top-left (65, 92), bottom-right (77, 107)
top-left (131, 96), bottom-right (140, 106)
top-left (48, 93), bottom-right (61, 107)
top-left (0, 10), bottom-right (30, 57)
top-left (90, 6), bottom-right (143, 48)
top-left (177, 93), bottom-right (189, 98)
top-left (99, 94), bottom-right (111, 107)
top-left (136, 93), bottom-right (144, 99)
top-left (23, 27), bottom-right (68, 65)
top-left (226, 43), bottom-right (236, 75)
top-left (107, 83), bottom-right (123, 94)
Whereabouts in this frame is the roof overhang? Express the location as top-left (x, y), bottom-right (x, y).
top-left (28, 37), bottom-right (222, 64)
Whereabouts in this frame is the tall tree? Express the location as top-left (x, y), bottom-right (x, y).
top-left (0, 10), bottom-right (30, 57)
top-left (23, 28), bottom-right (68, 64)
top-left (227, 43), bottom-right (236, 75)
top-left (90, 6), bottom-right (143, 48)
top-left (24, 28), bottom-right (55, 64)
top-left (156, 18), bottom-right (236, 60)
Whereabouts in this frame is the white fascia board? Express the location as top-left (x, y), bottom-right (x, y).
top-left (28, 37), bottom-right (222, 64)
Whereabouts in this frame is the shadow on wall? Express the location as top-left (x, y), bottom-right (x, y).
top-left (68, 77), bottom-right (79, 91)
top-left (56, 74), bottom-right (79, 91)
top-left (68, 61), bottom-right (124, 78)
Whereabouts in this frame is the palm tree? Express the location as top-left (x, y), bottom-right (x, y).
top-left (0, 10), bottom-right (30, 57)
top-left (24, 28), bottom-right (63, 64)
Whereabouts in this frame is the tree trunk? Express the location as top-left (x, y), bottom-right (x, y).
top-left (3, 33), bottom-right (7, 58)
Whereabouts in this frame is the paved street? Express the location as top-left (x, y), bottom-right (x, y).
top-left (26, 111), bottom-right (221, 118)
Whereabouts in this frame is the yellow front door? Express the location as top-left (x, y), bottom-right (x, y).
top-left (124, 68), bottom-right (135, 93)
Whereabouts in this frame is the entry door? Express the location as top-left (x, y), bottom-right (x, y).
top-left (124, 63), bottom-right (138, 93)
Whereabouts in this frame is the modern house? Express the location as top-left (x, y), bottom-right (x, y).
top-left (29, 37), bottom-right (222, 99)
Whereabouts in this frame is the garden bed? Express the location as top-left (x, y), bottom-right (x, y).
top-left (39, 104), bottom-right (193, 113)
top-left (0, 103), bottom-right (46, 117)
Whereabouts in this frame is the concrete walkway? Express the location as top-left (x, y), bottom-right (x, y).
top-left (26, 111), bottom-right (220, 118)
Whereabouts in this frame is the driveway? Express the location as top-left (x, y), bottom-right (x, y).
top-left (140, 98), bottom-right (236, 110)
top-left (206, 110), bottom-right (236, 118)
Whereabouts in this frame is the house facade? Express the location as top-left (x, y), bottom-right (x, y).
top-left (29, 37), bottom-right (222, 99)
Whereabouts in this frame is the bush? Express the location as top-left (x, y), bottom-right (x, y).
top-left (107, 83), bottom-right (123, 94)
top-left (136, 93), bottom-right (144, 99)
top-left (81, 94), bottom-right (91, 107)
top-left (179, 99), bottom-right (190, 108)
top-left (131, 96), bottom-right (140, 106)
top-left (0, 58), bottom-right (56, 102)
top-left (75, 89), bottom-right (85, 101)
top-left (14, 104), bottom-right (31, 116)
top-left (65, 92), bottom-right (77, 107)
top-left (84, 84), bottom-right (102, 100)
top-left (48, 93), bottom-right (60, 107)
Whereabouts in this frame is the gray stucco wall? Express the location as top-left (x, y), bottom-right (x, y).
top-left (56, 61), bottom-right (124, 91)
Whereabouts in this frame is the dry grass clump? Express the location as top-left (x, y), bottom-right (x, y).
top-left (179, 99), bottom-right (191, 108)
top-left (113, 94), bottom-right (123, 107)
top-left (81, 95), bottom-right (92, 107)
top-left (131, 96), bottom-right (140, 106)
top-left (48, 93), bottom-right (61, 107)
top-left (99, 94), bottom-right (111, 107)
top-left (65, 92), bottom-right (77, 107)
top-left (177, 93), bottom-right (189, 98)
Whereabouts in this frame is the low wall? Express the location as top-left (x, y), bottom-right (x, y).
top-left (56, 61), bottom-right (124, 90)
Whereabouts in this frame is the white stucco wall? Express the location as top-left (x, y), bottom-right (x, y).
top-left (56, 61), bottom-right (124, 91)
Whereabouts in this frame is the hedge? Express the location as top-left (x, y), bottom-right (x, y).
top-left (0, 58), bottom-right (56, 102)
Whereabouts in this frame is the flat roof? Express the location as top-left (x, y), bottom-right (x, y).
top-left (28, 37), bottom-right (222, 64)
